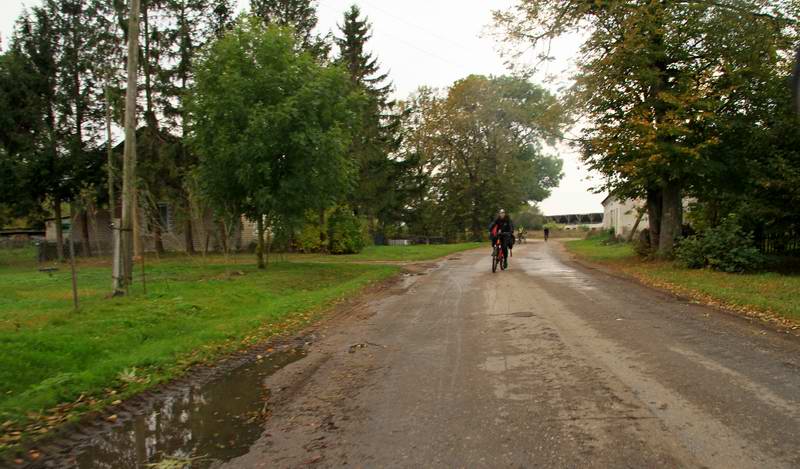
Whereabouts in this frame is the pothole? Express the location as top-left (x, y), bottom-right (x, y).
top-left (510, 311), bottom-right (536, 318)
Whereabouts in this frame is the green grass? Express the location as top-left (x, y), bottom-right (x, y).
top-left (565, 236), bottom-right (800, 322)
top-left (0, 250), bottom-right (398, 442)
top-left (565, 237), bottom-right (636, 262)
top-left (285, 242), bottom-right (482, 263)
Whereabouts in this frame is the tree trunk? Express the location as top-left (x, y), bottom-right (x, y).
top-left (133, 190), bottom-right (142, 257)
top-left (114, 0), bottom-right (141, 295)
top-left (256, 217), bottom-right (265, 269)
top-left (319, 208), bottom-right (327, 252)
top-left (646, 188), bottom-right (662, 253)
top-left (68, 204), bottom-right (79, 311)
top-left (153, 220), bottom-right (165, 255)
top-left (106, 87), bottom-right (116, 222)
top-left (470, 199), bottom-right (482, 242)
top-left (627, 207), bottom-right (645, 243)
top-left (657, 181), bottom-right (682, 257)
top-left (218, 219), bottom-right (229, 255)
top-left (81, 209), bottom-right (92, 257)
top-left (184, 218), bottom-right (195, 255)
top-left (54, 198), bottom-right (64, 262)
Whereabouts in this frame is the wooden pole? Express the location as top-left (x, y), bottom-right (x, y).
top-left (106, 86), bottom-right (116, 222)
top-left (113, 0), bottom-right (141, 295)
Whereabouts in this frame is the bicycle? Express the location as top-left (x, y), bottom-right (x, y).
top-left (491, 233), bottom-right (513, 273)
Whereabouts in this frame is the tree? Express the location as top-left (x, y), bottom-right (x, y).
top-left (0, 49), bottom-right (46, 225)
top-left (135, 0), bottom-right (235, 255)
top-left (191, 19), bottom-right (361, 268)
top-left (5, 3), bottom-right (107, 261)
top-left (495, 0), bottom-right (799, 256)
top-left (335, 5), bottom-right (411, 239)
top-left (114, 0), bottom-right (142, 294)
top-left (406, 76), bottom-right (564, 241)
top-left (513, 204), bottom-right (545, 231)
top-left (55, 0), bottom-right (114, 257)
top-left (249, 0), bottom-right (328, 56)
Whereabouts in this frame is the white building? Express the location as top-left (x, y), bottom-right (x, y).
top-left (602, 195), bottom-right (648, 237)
top-left (602, 194), bottom-right (695, 238)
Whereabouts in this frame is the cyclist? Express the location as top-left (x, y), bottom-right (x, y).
top-left (543, 226), bottom-right (550, 242)
top-left (489, 209), bottom-right (514, 269)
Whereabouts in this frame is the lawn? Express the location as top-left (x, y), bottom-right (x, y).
top-left (290, 242), bottom-right (482, 263)
top-left (565, 236), bottom-right (800, 323)
top-left (0, 242), bottom-right (472, 448)
top-left (0, 249), bottom-right (405, 449)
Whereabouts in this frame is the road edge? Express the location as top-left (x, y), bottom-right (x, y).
top-left (553, 240), bottom-right (800, 338)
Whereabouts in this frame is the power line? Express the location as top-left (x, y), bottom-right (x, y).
top-left (358, 0), bottom-right (477, 56)
top-left (316, 1), bottom-right (469, 69)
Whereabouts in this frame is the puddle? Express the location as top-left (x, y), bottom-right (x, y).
top-left (519, 253), bottom-right (597, 291)
top-left (58, 348), bottom-right (306, 468)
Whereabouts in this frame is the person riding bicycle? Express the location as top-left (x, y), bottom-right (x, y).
top-left (489, 209), bottom-right (514, 269)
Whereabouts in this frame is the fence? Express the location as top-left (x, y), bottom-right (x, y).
top-left (756, 231), bottom-right (800, 255)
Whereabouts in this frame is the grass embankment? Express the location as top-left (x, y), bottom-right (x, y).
top-left (565, 237), bottom-right (800, 324)
top-left (290, 242), bottom-right (481, 263)
top-left (0, 242), bottom-right (469, 452)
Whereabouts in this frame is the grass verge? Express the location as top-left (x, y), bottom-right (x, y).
top-left (285, 242), bottom-right (482, 263)
top-left (565, 236), bottom-right (800, 325)
top-left (0, 248), bottom-right (399, 453)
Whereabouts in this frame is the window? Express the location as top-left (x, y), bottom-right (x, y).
top-left (157, 203), bottom-right (171, 233)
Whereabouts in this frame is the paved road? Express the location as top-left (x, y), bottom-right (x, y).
top-left (225, 241), bottom-right (800, 468)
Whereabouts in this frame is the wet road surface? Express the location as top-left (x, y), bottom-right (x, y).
top-left (54, 241), bottom-right (800, 468)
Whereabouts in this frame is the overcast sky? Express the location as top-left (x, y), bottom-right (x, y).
top-left (0, 0), bottom-right (604, 215)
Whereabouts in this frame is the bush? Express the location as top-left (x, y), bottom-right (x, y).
top-left (328, 206), bottom-right (367, 254)
top-left (675, 217), bottom-right (764, 273)
top-left (295, 211), bottom-right (326, 253)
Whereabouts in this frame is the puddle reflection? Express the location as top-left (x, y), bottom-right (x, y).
top-left (71, 349), bottom-right (306, 468)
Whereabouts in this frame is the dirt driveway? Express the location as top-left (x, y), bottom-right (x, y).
top-left (216, 241), bottom-right (800, 468)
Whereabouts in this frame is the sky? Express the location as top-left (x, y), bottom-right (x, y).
top-left (0, 0), bottom-right (605, 215)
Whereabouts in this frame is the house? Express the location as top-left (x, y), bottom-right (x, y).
top-left (602, 195), bottom-right (695, 238)
top-left (44, 206), bottom-right (260, 257)
top-left (602, 195), bottom-right (647, 237)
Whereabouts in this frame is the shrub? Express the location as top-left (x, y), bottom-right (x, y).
top-left (328, 206), bottom-right (367, 254)
top-left (675, 217), bottom-right (765, 273)
top-left (295, 211), bottom-right (326, 253)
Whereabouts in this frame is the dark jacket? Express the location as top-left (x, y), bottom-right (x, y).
top-left (489, 217), bottom-right (514, 237)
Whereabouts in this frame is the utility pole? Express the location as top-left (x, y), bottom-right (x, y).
top-left (113, 0), bottom-right (141, 295)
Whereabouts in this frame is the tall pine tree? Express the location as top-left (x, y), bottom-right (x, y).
top-left (336, 5), bottom-right (410, 239)
top-left (7, 2), bottom-right (107, 260)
